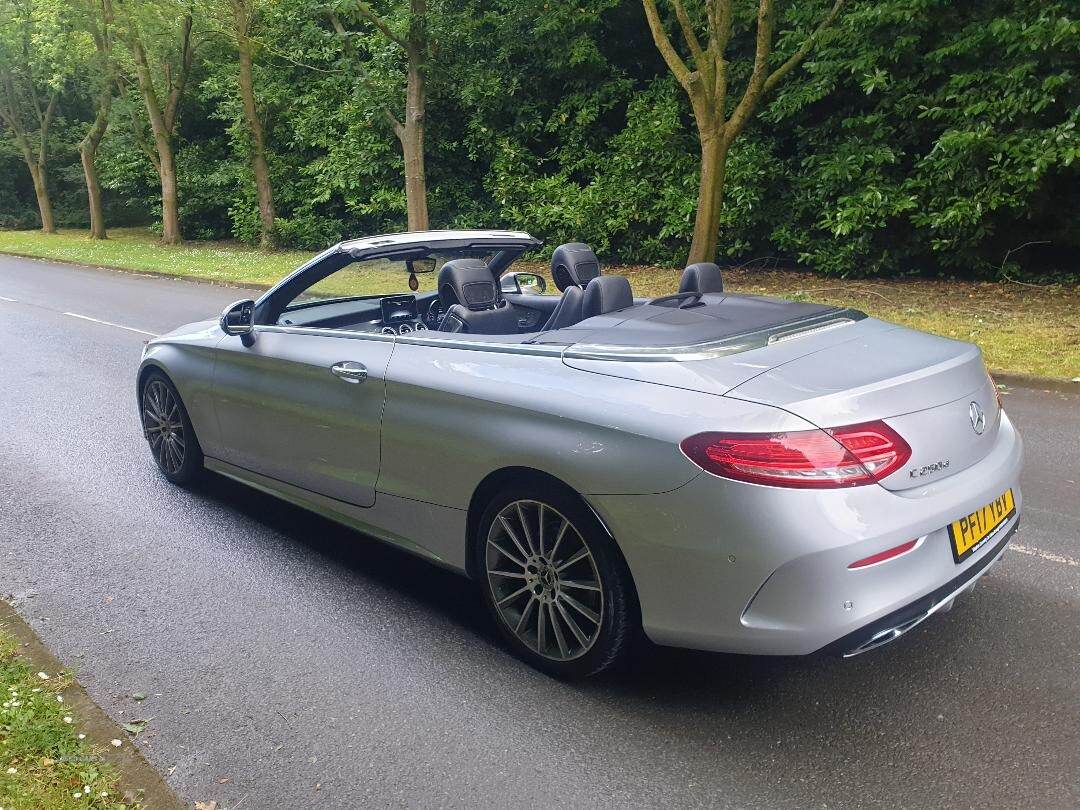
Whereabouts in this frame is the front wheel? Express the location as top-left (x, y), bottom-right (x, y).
top-left (140, 371), bottom-right (203, 485)
top-left (476, 486), bottom-right (639, 678)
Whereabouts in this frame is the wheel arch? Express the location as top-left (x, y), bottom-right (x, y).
top-left (464, 466), bottom-right (626, 583)
top-left (136, 359), bottom-right (170, 398)
top-left (136, 360), bottom-right (182, 419)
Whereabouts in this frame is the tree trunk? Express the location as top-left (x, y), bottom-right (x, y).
top-left (27, 162), bottom-right (56, 234)
top-left (237, 39), bottom-right (275, 249)
top-left (80, 96), bottom-right (110, 240)
top-left (156, 136), bottom-right (181, 245)
top-left (401, 55), bottom-right (428, 231)
top-left (125, 13), bottom-right (192, 246)
top-left (686, 133), bottom-right (729, 265)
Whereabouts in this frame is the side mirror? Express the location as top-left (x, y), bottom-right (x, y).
top-left (220, 299), bottom-right (256, 346)
top-left (500, 272), bottom-right (547, 295)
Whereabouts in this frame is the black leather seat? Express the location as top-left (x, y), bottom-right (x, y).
top-left (437, 259), bottom-right (520, 334)
top-left (678, 262), bottom-right (725, 294)
top-left (541, 242), bottom-right (600, 331)
top-left (581, 275), bottom-right (633, 320)
top-left (540, 285), bottom-right (584, 331)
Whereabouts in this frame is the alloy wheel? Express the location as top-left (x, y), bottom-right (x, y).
top-left (141, 379), bottom-right (186, 476)
top-left (485, 500), bottom-right (604, 661)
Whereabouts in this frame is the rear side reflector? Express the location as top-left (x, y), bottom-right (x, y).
top-left (680, 421), bottom-right (912, 489)
top-left (848, 538), bottom-right (920, 569)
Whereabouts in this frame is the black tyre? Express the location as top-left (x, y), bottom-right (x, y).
top-left (476, 484), bottom-right (639, 678)
top-left (139, 370), bottom-right (204, 486)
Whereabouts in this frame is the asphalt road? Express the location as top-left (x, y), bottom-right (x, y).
top-left (1, 254), bottom-right (1078, 809)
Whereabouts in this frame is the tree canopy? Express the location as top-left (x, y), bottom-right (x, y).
top-left (0, 0), bottom-right (1076, 278)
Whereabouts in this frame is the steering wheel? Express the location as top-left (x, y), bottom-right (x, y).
top-left (426, 299), bottom-right (445, 329)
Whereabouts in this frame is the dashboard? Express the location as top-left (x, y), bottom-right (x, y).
top-left (379, 294), bottom-right (440, 334)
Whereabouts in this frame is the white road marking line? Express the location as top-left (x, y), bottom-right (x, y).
top-left (62, 312), bottom-right (158, 337)
top-left (0, 295), bottom-right (16, 301)
top-left (1010, 543), bottom-right (1079, 568)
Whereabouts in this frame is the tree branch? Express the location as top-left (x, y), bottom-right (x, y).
top-left (725, 0), bottom-right (775, 140)
top-left (38, 92), bottom-right (57, 166)
top-left (710, 0), bottom-right (734, 112)
top-left (641, 0), bottom-right (692, 91)
top-left (711, 0), bottom-right (734, 56)
top-left (0, 67), bottom-right (23, 135)
top-left (354, 0), bottom-right (407, 50)
top-left (122, 10), bottom-right (169, 145)
top-left (163, 13), bottom-right (194, 134)
top-left (762, 0), bottom-right (845, 95)
top-left (670, 0), bottom-right (704, 65)
top-left (115, 75), bottom-right (160, 172)
top-left (327, 10), bottom-right (404, 136)
top-left (0, 65), bottom-right (35, 164)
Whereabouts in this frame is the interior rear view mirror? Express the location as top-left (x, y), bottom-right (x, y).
top-left (407, 258), bottom-right (438, 274)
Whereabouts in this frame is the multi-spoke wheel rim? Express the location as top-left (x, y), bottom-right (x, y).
top-left (141, 380), bottom-right (186, 475)
top-left (485, 500), bottom-right (604, 661)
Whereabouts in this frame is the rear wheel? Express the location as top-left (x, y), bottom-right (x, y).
top-left (140, 371), bottom-right (203, 485)
top-left (476, 485), bottom-right (638, 677)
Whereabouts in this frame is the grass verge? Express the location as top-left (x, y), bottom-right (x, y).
top-left (0, 600), bottom-right (183, 810)
top-left (0, 629), bottom-right (133, 809)
top-left (1, 227), bottom-right (1077, 379)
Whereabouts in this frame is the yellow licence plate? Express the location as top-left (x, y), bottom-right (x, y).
top-left (948, 489), bottom-right (1015, 563)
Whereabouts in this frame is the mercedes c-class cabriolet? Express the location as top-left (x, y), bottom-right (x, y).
top-left (137, 230), bottom-right (1022, 677)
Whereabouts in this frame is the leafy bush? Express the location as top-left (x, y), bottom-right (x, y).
top-left (2, 0), bottom-right (1075, 279)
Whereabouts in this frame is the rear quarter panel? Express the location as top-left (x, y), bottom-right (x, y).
top-left (378, 341), bottom-right (815, 509)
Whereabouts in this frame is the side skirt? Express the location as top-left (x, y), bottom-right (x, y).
top-left (204, 457), bottom-right (469, 574)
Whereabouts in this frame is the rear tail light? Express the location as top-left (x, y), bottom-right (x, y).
top-left (680, 421), bottom-right (912, 489)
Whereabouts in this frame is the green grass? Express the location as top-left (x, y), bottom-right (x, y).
top-left (2, 227), bottom-right (1077, 378)
top-left (0, 227), bottom-right (308, 287)
top-left (0, 631), bottom-right (134, 810)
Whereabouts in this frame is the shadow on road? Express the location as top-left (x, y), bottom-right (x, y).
top-left (183, 470), bottom-right (1010, 700)
top-left (153, 470), bottom-right (1079, 805)
top-left (184, 471), bottom-right (1077, 714)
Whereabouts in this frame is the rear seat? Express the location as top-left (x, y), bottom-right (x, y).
top-left (678, 262), bottom-right (725, 294)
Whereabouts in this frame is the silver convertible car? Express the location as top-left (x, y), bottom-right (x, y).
top-left (137, 230), bottom-right (1022, 677)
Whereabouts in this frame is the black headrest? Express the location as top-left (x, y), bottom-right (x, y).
top-left (678, 262), bottom-right (725, 294)
top-left (551, 242), bottom-right (601, 292)
top-left (438, 259), bottom-right (500, 311)
top-left (582, 275), bottom-right (633, 320)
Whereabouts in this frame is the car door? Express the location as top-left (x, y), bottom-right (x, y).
top-left (210, 327), bottom-right (394, 508)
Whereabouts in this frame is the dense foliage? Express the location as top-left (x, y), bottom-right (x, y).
top-left (0, 0), bottom-right (1076, 277)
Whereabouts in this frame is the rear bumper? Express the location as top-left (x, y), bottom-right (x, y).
top-left (589, 412), bottom-right (1023, 656)
top-left (822, 519), bottom-right (1017, 657)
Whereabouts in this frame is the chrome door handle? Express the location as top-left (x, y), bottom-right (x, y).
top-left (330, 361), bottom-right (368, 384)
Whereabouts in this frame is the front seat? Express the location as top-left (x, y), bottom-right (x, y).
top-left (438, 259), bottom-right (521, 334)
top-left (581, 275), bottom-right (633, 320)
top-left (678, 262), bottom-right (725, 294)
top-left (550, 242), bottom-right (602, 291)
top-left (540, 242), bottom-right (600, 331)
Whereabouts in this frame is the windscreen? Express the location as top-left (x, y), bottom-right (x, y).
top-left (289, 250), bottom-right (493, 306)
